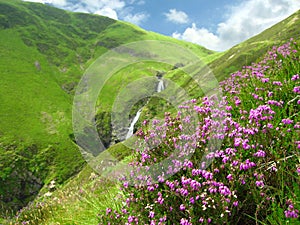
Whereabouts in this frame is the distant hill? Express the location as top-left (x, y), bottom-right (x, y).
top-left (209, 9), bottom-right (300, 81)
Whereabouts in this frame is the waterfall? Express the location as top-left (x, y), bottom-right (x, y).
top-left (157, 79), bottom-right (165, 92)
top-left (125, 79), bottom-right (165, 140)
top-left (125, 108), bottom-right (142, 139)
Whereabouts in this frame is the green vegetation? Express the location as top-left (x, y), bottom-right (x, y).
top-left (0, 0), bottom-right (215, 216)
top-left (98, 39), bottom-right (300, 225)
top-left (208, 9), bottom-right (300, 81)
top-left (0, 0), bottom-right (299, 224)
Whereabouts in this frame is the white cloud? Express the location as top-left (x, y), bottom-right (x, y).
top-left (127, 0), bottom-right (145, 5)
top-left (23, 0), bottom-right (149, 25)
top-left (173, 0), bottom-right (300, 51)
top-left (74, 0), bottom-right (125, 11)
top-left (22, 0), bottom-right (49, 3)
top-left (95, 7), bottom-right (118, 20)
top-left (54, 0), bottom-right (125, 20)
top-left (136, 0), bottom-right (145, 6)
top-left (123, 12), bottom-right (148, 25)
top-left (173, 24), bottom-right (220, 51)
top-left (165, 9), bottom-right (189, 24)
top-left (49, 0), bottom-right (67, 6)
top-left (23, 0), bottom-right (66, 6)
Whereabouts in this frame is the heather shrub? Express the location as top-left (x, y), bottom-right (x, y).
top-left (99, 40), bottom-right (300, 224)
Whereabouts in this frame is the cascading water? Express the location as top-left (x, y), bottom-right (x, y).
top-left (125, 78), bottom-right (165, 139)
top-left (157, 79), bottom-right (165, 92)
top-left (125, 108), bottom-right (142, 139)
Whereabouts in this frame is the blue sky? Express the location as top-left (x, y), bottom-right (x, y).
top-left (23, 0), bottom-right (300, 51)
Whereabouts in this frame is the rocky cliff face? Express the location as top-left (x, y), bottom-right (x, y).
top-left (0, 142), bottom-right (46, 212)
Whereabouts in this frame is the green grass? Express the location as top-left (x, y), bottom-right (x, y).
top-left (0, 28), bottom-right (84, 213)
top-left (5, 142), bottom-right (132, 225)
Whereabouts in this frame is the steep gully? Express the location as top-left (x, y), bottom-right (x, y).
top-left (125, 78), bottom-right (165, 139)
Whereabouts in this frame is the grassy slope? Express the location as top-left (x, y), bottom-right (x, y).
top-left (0, 17), bottom-right (84, 214)
top-left (0, 0), bottom-right (216, 215)
top-left (179, 9), bottom-right (300, 99)
top-left (209, 9), bottom-right (300, 81)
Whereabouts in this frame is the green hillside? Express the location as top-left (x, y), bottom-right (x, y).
top-left (179, 9), bottom-right (300, 97)
top-left (0, 0), bottom-right (216, 214)
top-left (209, 9), bottom-right (300, 80)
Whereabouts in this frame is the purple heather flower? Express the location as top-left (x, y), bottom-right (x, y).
top-left (235, 99), bottom-right (241, 105)
top-left (209, 187), bottom-right (217, 193)
top-left (180, 204), bottom-right (186, 211)
top-left (282, 118), bottom-right (293, 125)
top-left (255, 180), bottom-right (264, 188)
top-left (190, 197), bottom-right (195, 204)
top-left (272, 81), bottom-right (283, 86)
top-left (149, 211), bottom-right (155, 218)
top-left (214, 168), bottom-right (220, 173)
top-left (128, 216), bottom-right (134, 223)
top-left (202, 171), bottom-right (213, 180)
top-left (147, 186), bottom-right (155, 192)
top-left (293, 86), bottom-right (300, 94)
top-left (123, 181), bottom-right (129, 188)
top-left (180, 218), bottom-right (192, 225)
top-left (240, 159), bottom-right (256, 171)
top-left (240, 179), bottom-right (246, 185)
top-left (157, 196), bottom-right (164, 204)
top-left (234, 137), bottom-right (242, 147)
top-left (242, 139), bottom-right (251, 150)
top-left (180, 188), bottom-right (189, 196)
top-left (219, 185), bottom-right (231, 196)
top-left (226, 105), bottom-right (232, 111)
top-left (159, 215), bottom-right (167, 222)
top-left (222, 156), bottom-right (230, 163)
top-left (225, 148), bottom-right (236, 155)
top-left (106, 208), bottom-right (112, 215)
top-left (232, 160), bottom-right (239, 167)
top-left (253, 150), bottom-right (266, 158)
top-left (291, 74), bottom-right (299, 81)
top-left (227, 174), bottom-right (233, 181)
top-left (285, 209), bottom-right (299, 218)
top-left (158, 175), bottom-right (164, 183)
